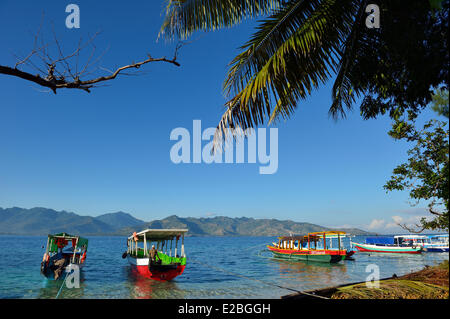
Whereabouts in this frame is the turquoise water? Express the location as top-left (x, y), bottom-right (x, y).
top-left (0, 235), bottom-right (448, 299)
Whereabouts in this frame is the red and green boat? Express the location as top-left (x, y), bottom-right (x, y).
top-left (40, 233), bottom-right (88, 280)
top-left (124, 229), bottom-right (187, 281)
top-left (268, 231), bottom-right (350, 263)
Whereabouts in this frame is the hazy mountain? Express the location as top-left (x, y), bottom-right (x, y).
top-left (0, 207), bottom-right (374, 236)
top-left (95, 211), bottom-right (144, 230)
top-left (0, 207), bottom-right (115, 235)
top-left (114, 215), bottom-right (374, 237)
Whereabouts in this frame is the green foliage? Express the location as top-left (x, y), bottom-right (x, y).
top-left (161, 0), bottom-right (449, 145)
top-left (384, 91), bottom-right (449, 232)
top-left (431, 88), bottom-right (450, 118)
top-left (339, 0), bottom-right (449, 121)
top-left (160, 0), bottom-right (282, 39)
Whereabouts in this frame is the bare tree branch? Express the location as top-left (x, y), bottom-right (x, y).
top-left (1, 24), bottom-right (182, 94)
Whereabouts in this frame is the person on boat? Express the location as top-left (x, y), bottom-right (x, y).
top-left (149, 245), bottom-right (160, 264)
top-left (51, 249), bottom-right (69, 280)
top-left (53, 258), bottom-right (67, 280)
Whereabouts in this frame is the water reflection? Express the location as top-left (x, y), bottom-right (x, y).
top-left (125, 267), bottom-right (187, 299)
top-left (37, 273), bottom-right (86, 299)
top-left (0, 235), bottom-right (448, 298)
top-left (269, 257), bottom-right (349, 291)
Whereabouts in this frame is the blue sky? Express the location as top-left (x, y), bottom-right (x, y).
top-left (0, 1), bottom-right (441, 233)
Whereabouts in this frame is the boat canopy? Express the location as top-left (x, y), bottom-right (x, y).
top-left (428, 234), bottom-right (449, 238)
top-left (394, 235), bottom-right (428, 239)
top-left (366, 237), bottom-right (394, 245)
top-left (128, 229), bottom-right (188, 241)
top-left (279, 231), bottom-right (347, 241)
top-left (47, 233), bottom-right (89, 253)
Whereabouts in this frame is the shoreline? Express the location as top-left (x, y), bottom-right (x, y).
top-left (282, 260), bottom-right (449, 299)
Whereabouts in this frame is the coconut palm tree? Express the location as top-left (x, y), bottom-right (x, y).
top-left (160, 0), bottom-right (448, 147)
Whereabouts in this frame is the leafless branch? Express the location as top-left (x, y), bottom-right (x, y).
top-left (397, 222), bottom-right (427, 234)
top-left (1, 23), bottom-right (182, 94)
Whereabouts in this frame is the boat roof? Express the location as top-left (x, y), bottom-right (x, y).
top-left (128, 229), bottom-right (188, 241)
top-left (308, 231), bottom-right (347, 236)
top-left (279, 231), bottom-right (347, 241)
top-left (394, 235), bottom-right (428, 239)
top-left (47, 233), bottom-right (88, 250)
top-left (428, 234), bottom-right (448, 238)
top-left (48, 232), bottom-right (84, 240)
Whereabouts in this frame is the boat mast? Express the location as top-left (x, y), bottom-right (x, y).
top-left (143, 233), bottom-right (147, 256)
top-left (175, 236), bottom-right (178, 257)
top-left (72, 237), bottom-right (79, 263)
top-left (181, 234), bottom-right (185, 257)
top-left (45, 236), bottom-right (50, 255)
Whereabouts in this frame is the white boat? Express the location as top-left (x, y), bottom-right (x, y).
top-left (124, 228), bottom-right (188, 281)
top-left (351, 236), bottom-right (423, 254)
top-left (424, 234), bottom-right (449, 252)
top-left (394, 235), bottom-right (428, 247)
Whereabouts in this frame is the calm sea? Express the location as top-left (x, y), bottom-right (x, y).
top-left (0, 235), bottom-right (448, 299)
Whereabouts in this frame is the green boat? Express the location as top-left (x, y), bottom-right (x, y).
top-left (268, 231), bottom-right (350, 263)
top-left (40, 233), bottom-right (88, 280)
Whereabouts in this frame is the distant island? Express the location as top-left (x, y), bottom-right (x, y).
top-left (0, 207), bottom-right (374, 237)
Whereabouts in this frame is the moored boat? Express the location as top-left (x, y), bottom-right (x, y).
top-left (40, 233), bottom-right (88, 280)
top-left (352, 236), bottom-right (422, 254)
top-left (352, 242), bottom-right (422, 254)
top-left (267, 231), bottom-right (349, 263)
top-left (424, 234), bottom-right (449, 252)
top-left (125, 228), bottom-right (188, 281)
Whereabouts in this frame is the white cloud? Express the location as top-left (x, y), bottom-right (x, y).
top-left (386, 215), bottom-right (403, 229)
top-left (368, 219), bottom-right (386, 230)
top-left (204, 212), bottom-right (217, 217)
top-left (368, 215), bottom-right (430, 233)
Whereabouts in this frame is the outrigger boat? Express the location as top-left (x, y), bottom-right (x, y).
top-left (40, 233), bottom-right (88, 280)
top-left (124, 228), bottom-right (187, 281)
top-left (267, 231), bottom-right (351, 263)
top-left (352, 236), bottom-right (422, 254)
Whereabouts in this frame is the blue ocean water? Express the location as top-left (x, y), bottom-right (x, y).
top-left (0, 235), bottom-right (448, 299)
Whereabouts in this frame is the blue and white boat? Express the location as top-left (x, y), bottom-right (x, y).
top-left (424, 234), bottom-right (449, 252)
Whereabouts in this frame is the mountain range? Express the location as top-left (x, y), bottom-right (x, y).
top-left (0, 207), bottom-right (374, 236)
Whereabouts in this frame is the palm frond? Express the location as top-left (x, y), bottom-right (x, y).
top-left (160, 0), bottom-right (282, 39)
top-left (213, 0), bottom-right (360, 149)
top-left (329, 0), bottom-right (368, 119)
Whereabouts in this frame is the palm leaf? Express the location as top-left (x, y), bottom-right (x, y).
top-left (160, 0), bottom-right (282, 39)
top-left (329, 0), bottom-right (368, 119)
top-left (213, 0), bottom-right (361, 149)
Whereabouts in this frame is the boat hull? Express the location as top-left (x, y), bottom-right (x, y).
top-left (268, 246), bottom-right (346, 263)
top-left (424, 246), bottom-right (449, 252)
top-left (41, 261), bottom-right (85, 280)
top-left (353, 243), bottom-right (422, 254)
top-left (127, 255), bottom-right (185, 281)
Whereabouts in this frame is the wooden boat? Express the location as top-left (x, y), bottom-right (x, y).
top-left (40, 233), bottom-right (88, 280)
top-left (267, 231), bottom-right (349, 263)
top-left (352, 236), bottom-right (422, 254)
top-left (124, 228), bottom-right (188, 281)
